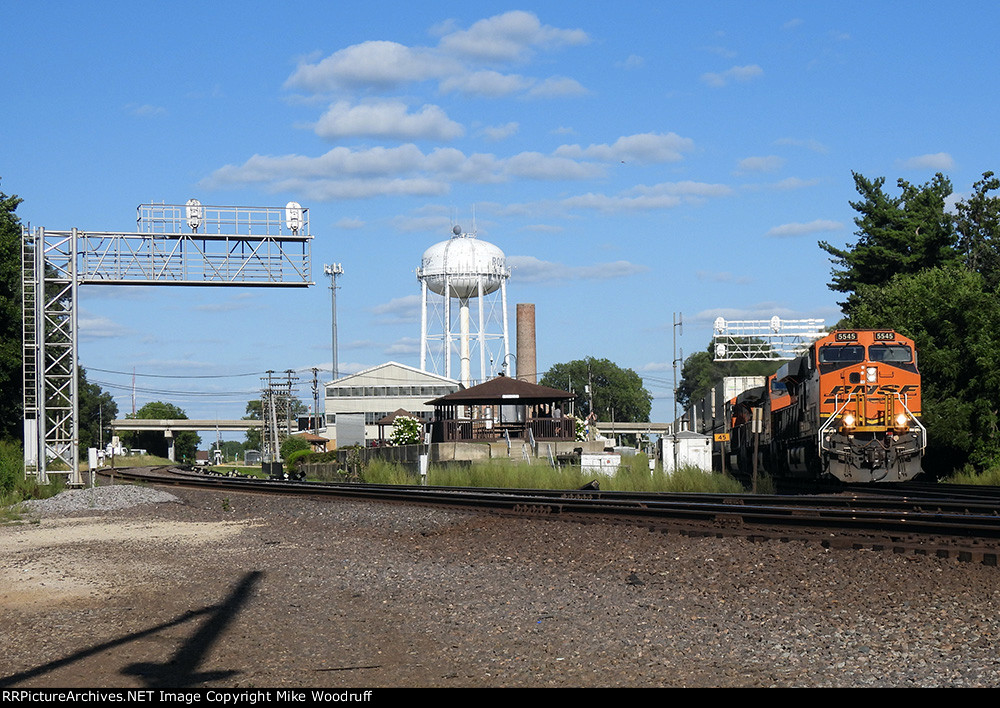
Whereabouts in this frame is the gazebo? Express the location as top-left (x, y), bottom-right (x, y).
top-left (427, 375), bottom-right (576, 443)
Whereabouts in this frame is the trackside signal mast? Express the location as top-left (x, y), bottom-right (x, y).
top-left (712, 316), bottom-right (825, 361)
top-left (22, 201), bottom-right (313, 484)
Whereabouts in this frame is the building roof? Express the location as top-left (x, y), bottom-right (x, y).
top-left (428, 375), bottom-right (574, 405)
top-left (292, 431), bottom-right (330, 443)
top-left (328, 361), bottom-right (459, 388)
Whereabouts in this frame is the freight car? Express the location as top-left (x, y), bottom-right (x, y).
top-left (728, 329), bottom-right (926, 483)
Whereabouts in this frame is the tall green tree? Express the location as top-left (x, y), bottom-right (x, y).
top-left (955, 171), bottom-right (1000, 290)
top-left (676, 343), bottom-right (779, 411)
top-left (0, 182), bottom-right (24, 441)
top-left (540, 357), bottom-right (652, 422)
top-left (819, 172), bottom-right (958, 317)
top-left (78, 367), bottom-right (118, 455)
top-left (849, 266), bottom-right (1000, 472)
top-left (123, 401), bottom-right (201, 462)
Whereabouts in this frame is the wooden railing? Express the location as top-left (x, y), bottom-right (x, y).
top-left (435, 417), bottom-right (574, 442)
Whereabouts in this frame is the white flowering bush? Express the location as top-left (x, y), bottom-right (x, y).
top-left (389, 415), bottom-right (423, 445)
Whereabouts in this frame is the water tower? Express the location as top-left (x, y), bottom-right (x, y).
top-left (417, 225), bottom-right (511, 387)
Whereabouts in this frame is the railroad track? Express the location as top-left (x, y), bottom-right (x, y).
top-left (101, 466), bottom-right (1000, 565)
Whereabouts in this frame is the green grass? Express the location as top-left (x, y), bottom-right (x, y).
top-left (942, 464), bottom-right (1000, 485)
top-left (1, 441), bottom-right (67, 522)
top-left (361, 459), bottom-right (416, 485)
top-left (102, 453), bottom-right (175, 468)
top-left (420, 453), bottom-right (746, 493)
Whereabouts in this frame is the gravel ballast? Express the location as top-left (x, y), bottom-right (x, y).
top-left (2, 483), bottom-right (999, 688)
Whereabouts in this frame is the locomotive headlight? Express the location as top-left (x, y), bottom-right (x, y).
top-left (843, 413), bottom-right (856, 427)
top-left (895, 413), bottom-right (909, 428)
top-left (866, 366), bottom-right (878, 383)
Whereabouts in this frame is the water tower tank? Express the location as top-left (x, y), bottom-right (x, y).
top-left (417, 225), bottom-right (512, 387)
top-left (419, 225), bottom-right (506, 299)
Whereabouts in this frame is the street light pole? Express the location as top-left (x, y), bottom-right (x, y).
top-left (324, 263), bottom-right (343, 380)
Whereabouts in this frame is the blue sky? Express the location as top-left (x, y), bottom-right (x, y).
top-left (5, 2), bottom-right (999, 426)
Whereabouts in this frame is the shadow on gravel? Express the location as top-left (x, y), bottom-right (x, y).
top-left (0, 571), bottom-right (263, 688)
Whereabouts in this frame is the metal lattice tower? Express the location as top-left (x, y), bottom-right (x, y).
top-left (712, 316), bottom-right (826, 361)
top-left (259, 370), bottom-right (298, 466)
top-left (22, 202), bottom-right (313, 483)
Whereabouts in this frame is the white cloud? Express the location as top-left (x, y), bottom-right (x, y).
top-left (438, 10), bottom-right (589, 62)
top-left (79, 312), bottom-right (131, 341)
top-left (768, 177), bottom-right (820, 190)
top-left (701, 64), bottom-right (764, 87)
top-left (504, 152), bottom-right (605, 180)
top-left (384, 337), bottom-right (421, 356)
top-left (555, 132), bottom-right (695, 164)
top-left (899, 152), bottom-right (955, 170)
top-left (616, 54), bottom-right (645, 69)
top-left (285, 40), bottom-right (457, 91)
top-left (741, 177), bottom-right (821, 192)
top-left (439, 71), bottom-right (532, 97)
top-left (509, 255), bottom-right (648, 282)
top-left (561, 181), bottom-right (732, 213)
top-left (522, 224), bottom-right (564, 233)
top-left (525, 76), bottom-right (588, 98)
top-left (696, 270), bottom-right (752, 284)
top-left (203, 141), bottom-right (617, 200)
top-left (765, 219), bottom-right (843, 238)
top-left (335, 217), bottom-right (365, 229)
top-left (337, 362), bottom-right (371, 376)
top-left (692, 303), bottom-right (799, 324)
top-left (481, 122), bottom-right (520, 141)
top-left (736, 155), bottom-right (785, 173)
top-left (284, 12), bottom-right (588, 100)
top-left (126, 103), bottom-right (166, 117)
top-left (638, 361), bottom-right (674, 372)
top-left (314, 100), bottom-right (464, 141)
top-left (371, 295), bottom-right (422, 323)
top-left (391, 213), bottom-right (453, 233)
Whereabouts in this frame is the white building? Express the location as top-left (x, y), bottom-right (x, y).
top-left (325, 361), bottom-right (460, 444)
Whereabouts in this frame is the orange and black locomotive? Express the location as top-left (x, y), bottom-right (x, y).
top-left (729, 330), bottom-right (926, 482)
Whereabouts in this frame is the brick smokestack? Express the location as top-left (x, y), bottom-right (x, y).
top-left (516, 303), bottom-right (536, 383)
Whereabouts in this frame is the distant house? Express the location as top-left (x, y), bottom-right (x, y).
top-left (324, 361), bottom-right (460, 444)
top-left (291, 431), bottom-right (329, 453)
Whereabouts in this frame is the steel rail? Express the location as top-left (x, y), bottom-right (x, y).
top-left (102, 466), bottom-right (1000, 544)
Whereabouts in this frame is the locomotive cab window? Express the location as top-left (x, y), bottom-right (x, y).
top-left (818, 345), bottom-right (865, 364)
top-left (868, 344), bottom-right (912, 363)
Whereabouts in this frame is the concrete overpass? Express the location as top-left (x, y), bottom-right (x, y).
top-left (111, 419), bottom-right (262, 461)
top-left (594, 421), bottom-right (672, 436)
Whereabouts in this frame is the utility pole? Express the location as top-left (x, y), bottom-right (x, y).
top-left (311, 367), bottom-right (320, 435)
top-left (324, 263), bottom-right (344, 380)
top-left (672, 312), bottom-right (683, 472)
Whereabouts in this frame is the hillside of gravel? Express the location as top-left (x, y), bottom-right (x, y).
top-left (2, 482), bottom-right (999, 688)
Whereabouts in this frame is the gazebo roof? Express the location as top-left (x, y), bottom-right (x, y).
top-left (376, 409), bottom-right (417, 425)
top-left (428, 376), bottom-right (574, 406)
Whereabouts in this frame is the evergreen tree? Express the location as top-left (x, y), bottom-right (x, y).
top-left (0, 182), bottom-right (24, 441)
top-left (819, 172), bottom-right (958, 316)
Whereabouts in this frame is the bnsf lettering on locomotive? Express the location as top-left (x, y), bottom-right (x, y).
top-left (823, 383), bottom-right (917, 403)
